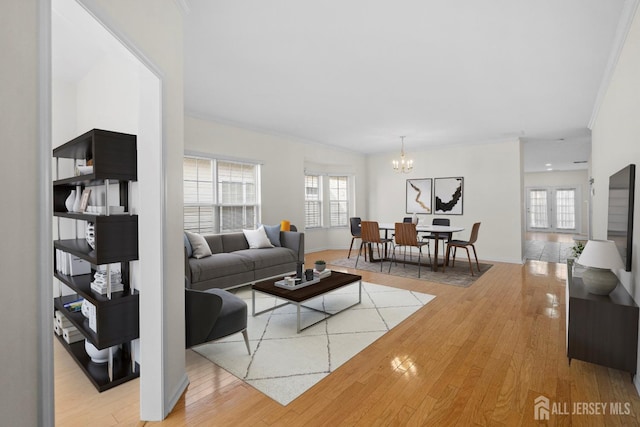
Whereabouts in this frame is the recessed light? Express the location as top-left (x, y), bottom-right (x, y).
top-left (547, 168), bottom-right (553, 171)
top-left (545, 163), bottom-right (552, 167)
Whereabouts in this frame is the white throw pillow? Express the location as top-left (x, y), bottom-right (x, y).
top-left (243, 226), bottom-right (274, 249)
top-left (185, 231), bottom-right (212, 259)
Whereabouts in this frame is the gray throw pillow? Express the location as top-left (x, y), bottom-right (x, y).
top-left (185, 231), bottom-right (212, 259)
top-left (262, 224), bottom-right (281, 247)
top-left (184, 232), bottom-right (193, 258)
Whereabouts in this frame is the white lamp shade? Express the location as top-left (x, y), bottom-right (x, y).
top-left (577, 240), bottom-right (624, 270)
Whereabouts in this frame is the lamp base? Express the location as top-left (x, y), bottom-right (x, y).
top-left (582, 267), bottom-right (618, 295)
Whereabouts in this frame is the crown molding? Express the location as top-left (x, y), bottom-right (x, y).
top-left (589, 0), bottom-right (640, 129)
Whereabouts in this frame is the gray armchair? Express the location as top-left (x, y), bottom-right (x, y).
top-left (185, 284), bottom-right (251, 354)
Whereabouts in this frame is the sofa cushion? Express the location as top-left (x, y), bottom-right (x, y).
top-left (234, 247), bottom-right (297, 270)
top-left (185, 231), bottom-right (212, 259)
top-left (261, 224), bottom-right (281, 247)
top-left (183, 233), bottom-right (193, 258)
top-left (221, 233), bottom-right (250, 253)
top-left (243, 226), bottom-right (274, 249)
top-left (189, 253), bottom-right (254, 282)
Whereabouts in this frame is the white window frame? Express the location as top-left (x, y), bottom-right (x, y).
top-left (305, 174), bottom-right (322, 229)
top-left (305, 173), bottom-right (354, 229)
top-left (184, 155), bottom-right (262, 234)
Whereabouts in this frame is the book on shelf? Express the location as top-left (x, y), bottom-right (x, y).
top-left (62, 326), bottom-right (84, 344)
top-left (63, 298), bottom-right (84, 313)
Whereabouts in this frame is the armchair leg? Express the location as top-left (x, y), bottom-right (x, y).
top-left (242, 329), bottom-right (251, 355)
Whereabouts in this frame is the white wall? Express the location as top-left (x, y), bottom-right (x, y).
top-left (590, 4), bottom-right (640, 391)
top-left (524, 170), bottom-right (590, 235)
top-left (184, 115), bottom-right (369, 253)
top-left (52, 0), bottom-right (186, 421)
top-left (368, 140), bottom-right (524, 264)
top-left (0, 1), bottom-right (49, 425)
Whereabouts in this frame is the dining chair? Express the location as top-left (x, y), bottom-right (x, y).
top-left (443, 222), bottom-right (481, 276)
top-left (422, 218), bottom-right (452, 253)
top-left (356, 221), bottom-right (392, 271)
top-left (389, 222), bottom-right (431, 278)
top-left (348, 217), bottom-right (363, 259)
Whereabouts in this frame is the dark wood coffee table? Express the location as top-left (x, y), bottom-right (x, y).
top-left (252, 271), bottom-right (362, 332)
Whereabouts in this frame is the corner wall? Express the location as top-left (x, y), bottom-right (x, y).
top-left (368, 140), bottom-right (524, 264)
top-left (590, 4), bottom-right (640, 391)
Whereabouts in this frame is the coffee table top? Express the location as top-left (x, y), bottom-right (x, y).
top-left (253, 271), bottom-right (362, 303)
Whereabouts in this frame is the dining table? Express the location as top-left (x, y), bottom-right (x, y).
top-left (377, 222), bottom-right (465, 272)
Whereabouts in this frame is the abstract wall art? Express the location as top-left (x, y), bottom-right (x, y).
top-left (434, 177), bottom-right (463, 215)
top-left (406, 178), bottom-right (432, 214)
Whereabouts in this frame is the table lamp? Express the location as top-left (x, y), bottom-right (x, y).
top-left (577, 240), bottom-right (624, 295)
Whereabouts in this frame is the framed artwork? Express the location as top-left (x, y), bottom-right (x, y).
top-left (406, 178), bottom-right (432, 214)
top-left (79, 188), bottom-right (92, 212)
top-left (434, 177), bottom-right (463, 215)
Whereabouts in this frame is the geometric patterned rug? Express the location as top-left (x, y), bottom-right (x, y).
top-left (192, 281), bottom-right (435, 405)
top-left (329, 255), bottom-right (492, 287)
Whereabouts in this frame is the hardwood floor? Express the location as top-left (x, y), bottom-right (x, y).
top-left (55, 250), bottom-right (640, 426)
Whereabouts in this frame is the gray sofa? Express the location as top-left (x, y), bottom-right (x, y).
top-left (184, 231), bottom-right (305, 291)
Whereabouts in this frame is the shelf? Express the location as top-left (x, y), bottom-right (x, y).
top-left (54, 271), bottom-right (136, 305)
top-left (54, 294), bottom-right (139, 349)
top-left (55, 334), bottom-right (139, 392)
top-left (53, 129), bottom-right (137, 182)
top-left (53, 211), bottom-right (133, 222)
top-left (54, 216), bottom-right (138, 264)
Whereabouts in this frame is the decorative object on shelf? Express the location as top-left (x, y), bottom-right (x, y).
top-left (314, 260), bottom-right (326, 272)
top-left (75, 165), bottom-right (93, 175)
top-left (392, 136), bottom-right (413, 173)
top-left (86, 222), bottom-right (95, 249)
top-left (434, 177), bottom-right (464, 215)
top-left (577, 239), bottom-right (624, 295)
top-left (72, 185), bottom-right (82, 212)
top-left (65, 189), bottom-right (76, 212)
top-left (406, 178), bottom-right (432, 214)
top-left (84, 340), bottom-right (118, 364)
top-left (79, 188), bottom-right (91, 212)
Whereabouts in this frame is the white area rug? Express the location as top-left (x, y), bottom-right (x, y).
top-left (193, 281), bottom-right (436, 406)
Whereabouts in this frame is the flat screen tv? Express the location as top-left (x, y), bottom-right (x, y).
top-left (607, 164), bottom-right (635, 271)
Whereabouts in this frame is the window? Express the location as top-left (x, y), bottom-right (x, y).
top-left (304, 174), bottom-right (352, 229)
top-left (329, 176), bottom-right (348, 227)
top-left (556, 189), bottom-right (576, 230)
top-left (184, 156), bottom-right (260, 233)
top-left (305, 175), bottom-right (321, 228)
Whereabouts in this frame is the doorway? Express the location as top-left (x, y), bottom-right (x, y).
top-left (526, 186), bottom-right (580, 233)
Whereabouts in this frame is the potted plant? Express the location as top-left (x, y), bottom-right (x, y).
top-left (314, 260), bottom-right (326, 272)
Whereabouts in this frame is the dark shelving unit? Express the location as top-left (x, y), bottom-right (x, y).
top-left (53, 129), bottom-right (140, 391)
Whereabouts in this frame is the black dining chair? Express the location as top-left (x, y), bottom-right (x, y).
top-left (422, 218), bottom-right (452, 253)
top-left (348, 217), bottom-right (363, 259)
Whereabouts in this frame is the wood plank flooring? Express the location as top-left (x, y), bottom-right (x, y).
top-left (55, 250), bottom-right (640, 426)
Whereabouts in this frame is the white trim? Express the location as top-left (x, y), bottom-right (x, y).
top-left (589, 0), bottom-right (640, 129)
top-left (185, 150), bottom-right (264, 166)
top-left (39, 0), bottom-right (54, 425)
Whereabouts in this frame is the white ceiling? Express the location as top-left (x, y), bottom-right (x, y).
top-left (184, 0), bottom-right (628, 171)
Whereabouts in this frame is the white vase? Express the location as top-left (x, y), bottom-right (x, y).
top-left (84, 340), bottom-right (118, 364)
top-left (72, 185), bottom-right (82, 212)
top-left (65, 190), bottom-right (76, 212)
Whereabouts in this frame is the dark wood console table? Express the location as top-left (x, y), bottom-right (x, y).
top-left (566, 259), bottom-right (638, 378)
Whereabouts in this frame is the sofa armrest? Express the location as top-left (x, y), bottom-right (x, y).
top-left (185, 247), bottom-right (193, 288)
top-left (281, 231), bottom-right (305, 264)
top-left (185, 289), bottom-right (223, 348)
